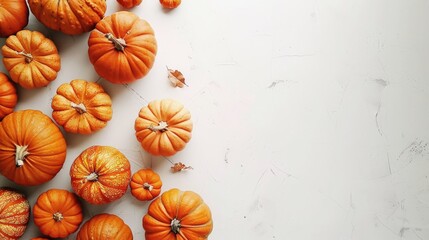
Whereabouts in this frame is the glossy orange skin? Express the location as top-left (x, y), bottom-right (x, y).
top-left (0, 0), bottom-right (28, 37)
top-left (88, 11), bottom-right (157, 84)
top-left (0, 72), bottom-right (17, 119)
top-left (130, 168), bottom-right (162, 201)
top-left (70, 146), bottom-right (131, 205)
top-left (77, 213), bottom-right (133, 240)
top-left (52, 79), bottom-right (113, 134)
top-left (135, 99), bottom-right (193, 156)
top-left (28, 0), bottom-right (106, 35)
top-left (160, 0), bottom-right (181, 8)
top-left (33, 189), bottom-right (83, 238)
top-left (117, 0), bottom-right (142, 8)
top-left (0, 110), bottom-right (67, 186)
top-left (0, 188), bottom-right (30, 240)
top-left (143, 188), bottom-right (213, 240)
top-left (2, 30), bottom-right (61, 89)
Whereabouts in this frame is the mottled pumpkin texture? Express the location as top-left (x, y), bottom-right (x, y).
top-left (0, 188), bottom-right (30, 240)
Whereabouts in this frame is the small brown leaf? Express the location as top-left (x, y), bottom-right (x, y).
top-left (167, 66), bottom-right (188, 88)
top-left (171, 162), bottom-right (193, 173)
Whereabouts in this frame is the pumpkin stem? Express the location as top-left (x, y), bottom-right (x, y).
top-left (171, 218), bottom-right (181, 234)
top-left (16, 51), bottom-right (33, 63)
top-left (105, 33), bottom-right (127, 51)
top-left (86, 172), bottom-right (98, 181)
top-left (15, 145), bottom-right (29, 167)
top-left (143, 182), bottom-right (154, 191)
top-left (148, 121), bottom-right (168, 132)
top-left (71, 102), bottom-right (87, 114)
top-left (53, 212), bottom-right (64, 222)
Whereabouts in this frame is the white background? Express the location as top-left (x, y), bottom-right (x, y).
top-left (1, 0), bottom-right (429, 239)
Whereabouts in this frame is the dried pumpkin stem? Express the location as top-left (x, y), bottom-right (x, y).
top-left (143, 182), bottom-right (154, 191)
top-left (71, 102), bottom-right (87, 114)
top-left (53, 212), bottom-right (64, 222)
top-left (105, 33), bottom-right (126, 51)
top-left (148, 121), bottom-right (168, 132)
top-left (86, 172), bottom-right (98, 181)
top-left (171, 218), bottom-right (181, 234)
top-left (15, 145), bottom-right (29, 167)
top-left (16, 51), bottom-right (33, 63)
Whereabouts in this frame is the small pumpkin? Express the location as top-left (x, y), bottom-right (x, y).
top-left (70, 145), bottom-right (131, 205)
top-left (51, 79), bottom-right (113, 134)
top-left (135, 99), bottom-right (192, 156)
top-left (0, 110), bottom-right (67, 186)
top-left (160, 0), bottom-right (181, 9)
top-left (143, 188), bottom-right (213, 240)
top-left (33, 189), bottom-right (83, 238)
top-left (0, 188), bottom-right (30, 240)
top-left (88, 11), bottom-right (157, 84)
top-left (27, 0), bottom-right (106, 35)
top-left (2, 30), bottom-right (61, 89)
top-left (0, 0), bottom-right (29, 37)
top-left (76, 213), bottom-right (133, 240)
top-left (117, 0), bottom-right (142, 8)
top-left (130, 168), bottom-right (162, 201)
top-left (0, 72), bottom-right (17, 119)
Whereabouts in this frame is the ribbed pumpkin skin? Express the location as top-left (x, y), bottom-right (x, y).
top-left (143, 188), bottom-right (213, 240)
top-left (0, 188), bottom-right (30, 240)
top-left (76, 213), bottom-right (133, 240)
top-left (0, 110), bottom-right (67, 186)
top-left (1, 30), bottom-right (61, 89)
top-left (0, 0), bottom-right (29, 37)
top-left (130, 168), bottom-right (162, 201)
top-left (0, 72), bottom-right (17, 119)
top-left (27, 0), bottom-right (106, 35)
top-left (135, 99), bottom-right (192, 156)
top-left (160, 0), bottom-right (181, 8)
top-left (88, 11), bottom-right (157, 84)
top-left (33, 189), bottom-right (83, 238)
top-left (117, 0), bottom-right (142, 8)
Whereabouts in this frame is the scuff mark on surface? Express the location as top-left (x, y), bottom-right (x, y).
top-left (268, 80), bottom-right (285, 88)
top-left (373, 78), bottom-right (389, 136)
top-left (123, 83), bottom-right (149, 104)
top-left (224, 148), bottom-right (230, 163)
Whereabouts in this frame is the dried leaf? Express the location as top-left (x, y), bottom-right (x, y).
top-left (171, 162), bottom-right (193, 173)
top-left (167, 66), bottom-right (188, 88)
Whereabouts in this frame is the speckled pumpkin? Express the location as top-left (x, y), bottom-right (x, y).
top-left (0, 72), bottom-right (17, 119)
top-left (0, 188), bottom-right (30, 240)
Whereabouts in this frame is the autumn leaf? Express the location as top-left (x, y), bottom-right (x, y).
top-left (167, 66), bottom-right (188, 88)
top-left (171, 162), bottom-right (193, 173)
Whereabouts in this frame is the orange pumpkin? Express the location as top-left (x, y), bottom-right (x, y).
top-left (31, 238), bottom-right (50, 240)
top-left (0, 0), bottom-right (29, 37)
top-left (135, 99), bottom-right (192, 156)
top-left (27, 0), bottom-right (106, 35)
top-left (130, 168), bottom-right (162, 201)
top-left (33, 189), bottom-right (83, 238)
top-left (2, 30), bottom-right (61, 89)
top-left (88, 11), bottom-right (157, 84)
top-left (160, 0), bottom-right (181, 8)
top-left (76, 213), bottom-right (133, 240)
top-left (0, 188), bottom-right (30, 240)
top-left (70, 146), bottom-right (131, 204)
top-left (0, 110), bottom-right (67, 186)
top-left (0, 72), bottom-right (17, 119)
top-left (143, 188), bottom-right (213, 240)
top-left (117, 0), bottom-right (142, 8)
top-left (51, 79), bottom-right (113, 134)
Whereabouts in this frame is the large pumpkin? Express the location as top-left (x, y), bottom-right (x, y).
top-left (0, 188), bottom-right (31, 240)
top-left (76, 213), bottom-right (133, 239)
top-left (130, 168), bottom-right (162, 201)
top-left (27, 0), bottom-right (106, 35)
top-left (2, 30), bottom-right (61, 89)
top-left (33, 189), bottom-right (83, 238)
top-left (88, 11), bottom-right (157, 84)
top-left (143, 188), bottom-right (213, 240)
top-left (0, 0), bottom-right (28, 37)
top-left (0, 110), bottom-right (67, 186)
top-left (70, 145), bottom-right (131, 204)
top-left (135, 99), bottom-right (192, 156)
top-left (51, 79), bottom-right (113, 134)
top-left (0, 72), bottom-right (17, 119)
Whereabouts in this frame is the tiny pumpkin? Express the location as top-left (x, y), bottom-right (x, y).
top-left (0, 0), bottom-right (29, 37)
top-left (88, 11), bottom-right (157, 84)
top-left (51, 79), bottom-right (113, 134)
top-left (0, 72), bottom-right (17, 119)
top-left (130, 168), bottom-right (162, 201)
top-left (27, 0), bottom-right (106, 35)
top-left (70, 145), bottom-right (131, 205)
top-left (117, 0), bottom-right (142, 8)
top-left (160, 0), bottom-right (181, 9)
top-left (2, 30), bottom-right (61, 89)
top-left (0, 110), bottom-right (67, 186)
top-left (143, 188), bottom-right (213, 240)
top-left (135, 99), bottom-right (193, 156)
top-left (76, 213), bottom-right (133, 240)
top-left (33, 189), bottom-right (83, 238)
top-left (0, 188), bottom-right (30, 240)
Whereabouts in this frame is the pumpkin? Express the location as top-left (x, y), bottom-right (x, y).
top-left (31, 238), bottom-right (50, 240)
top-left (76, 213), bottom-right (133, 239)
top-left (33, 189), bottom-right (83, 238)
top-left (117, 0), bottom-right (142, 8)
top-left (135, 99), bottom-right (192, 156)
top-left (160, 0), bottom-right (181, 9)
top-left (2, 30), bottom-right (61, 89)
top-left (130, 168), bottom-right (162, 201)
top-left (27, 0), bottom-right (106, 35)
top-left (51, 79), bottom-right (113, 134)
top-left (70, 145), bottom-right (131, 205)
top-left (88, 11), bottom-right (157, 84)
top-left (0, 188), bottom-right (30, 240)
top-left (0, 0), bottom-right (29, 38)
top-left (0, 110), bottom-right (67, 186)
top-left (143, 188), bottom-right (213, 240)
top-left (0, 72), bottom-right (17, 119)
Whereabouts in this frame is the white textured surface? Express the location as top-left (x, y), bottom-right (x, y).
top-left (1, 0), bottom-right (429, 239)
